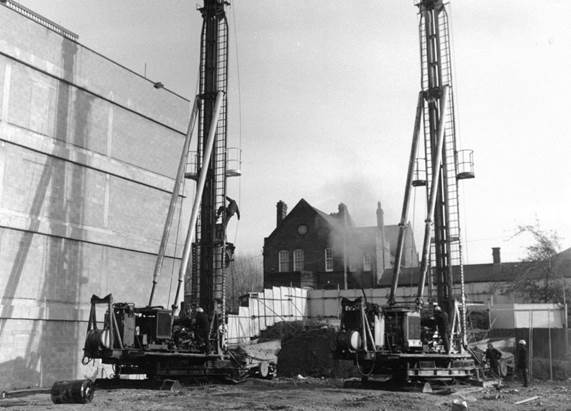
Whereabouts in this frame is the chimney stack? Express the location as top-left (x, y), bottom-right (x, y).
top-left (376, 201), bottom-right (384, 229)
top-left (492, 247), bottom-right (501, 264)
top-left (276, 201), bottom-right (287, 227)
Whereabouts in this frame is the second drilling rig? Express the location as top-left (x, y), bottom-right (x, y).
top-left (335, 0), bottom-right (477, 383)
top-left (81, 0), bottom-right (273, 382)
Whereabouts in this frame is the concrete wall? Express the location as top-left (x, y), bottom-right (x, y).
top-left (0, 5), bottom-right (190, 388)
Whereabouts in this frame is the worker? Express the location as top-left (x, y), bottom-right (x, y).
top-left (516, 339), bottom-right (529, 387)
top-left (194, 307), bottom-right (210, 349)
top-left (177, 301), bottom-right (192, 327)
top-left (433, 305), bottom-right (450, 353)
top-left (217, 195), bottom-right (240, 234)
top-left (485, 343), bottom-right (502, 377)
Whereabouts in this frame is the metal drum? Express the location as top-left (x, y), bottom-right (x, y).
top-left (50, 379), bottom-right (94, 404)
top-left (85, 328), bottom-right (111, 353)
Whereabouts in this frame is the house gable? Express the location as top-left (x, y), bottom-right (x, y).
top-left (264, 199), bottom-right (332, 244)
top-left (263, 199), bottom-right (419, 290)
top-left (263, 199), bottom-right (337, 286)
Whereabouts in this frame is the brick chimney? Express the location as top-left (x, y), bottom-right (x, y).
top-left (276, 201), bottom-right (287, 227)
top-left (376, 201), bottom-right (384, 229)
top-left (377, 201), bottom-right (389, 271)
top-left (492, 247), bottom-right (501, 264)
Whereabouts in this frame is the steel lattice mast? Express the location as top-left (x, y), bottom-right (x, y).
top-left (190, 0), bottom-right (230, 338)
top-left (390, 0), bottom-right (473, 346)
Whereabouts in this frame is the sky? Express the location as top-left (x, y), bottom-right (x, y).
top-left (18, 0), bottom-right (571, 264)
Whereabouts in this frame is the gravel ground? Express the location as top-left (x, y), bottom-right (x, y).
top-left (1, 378), bottom-right (570, 411)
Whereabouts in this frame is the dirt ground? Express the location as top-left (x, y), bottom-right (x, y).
top-left (1, 378), bottom-right (570, 411)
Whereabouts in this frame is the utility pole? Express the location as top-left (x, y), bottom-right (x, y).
top-left (343, 209), bottom-right (348, 290)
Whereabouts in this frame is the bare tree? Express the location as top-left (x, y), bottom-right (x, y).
top-left (226, 252), bottom-right (263, 313)
top-left (509, 223), bottom-right (568, 303)
top-left (517, 223), bottom-right (561, 263)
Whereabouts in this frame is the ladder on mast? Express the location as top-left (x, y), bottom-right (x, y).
top-left (390, 0), bottom-right (474, 349)
top-left (418, 0), bottom-right (467, 343)
top-left (190, 0), bottom-right (230, 348)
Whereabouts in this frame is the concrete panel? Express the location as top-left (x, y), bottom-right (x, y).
top-left (107, 176), bottom-right (167, 242)
top-left (112, 107), bottom-right (182, 177)
top-left (0, 6), bottom-right (189, 132)
top-left (0, 316), bottom-right (88, 389)
top-left (0, 229), bottom-right (47, 302)
top-left (1, 145), bottom-right (106, 229)
top-left (68, 86), bottom-right (109, 155)
top-left (4, 56), bottom-right (184, 176)
top-left (0, 122), bottom-right (177, 192)
top-left (100, 245), bottom-right (179, 308)
top-left (7, 63), bottom-right (34, 131)
top-left (0, 58), bottom-right (5, 119)
top-left (0, 227), bottom-right (180, 388)
top-left (0, 143), bottom-right (188, 255)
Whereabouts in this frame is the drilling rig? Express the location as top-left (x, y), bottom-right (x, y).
top-left (81, 0), bottom-right (273, 382)
top-left (335, 0), bottom-right (477, 383)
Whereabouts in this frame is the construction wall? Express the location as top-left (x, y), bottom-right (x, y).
top-left (0, 5), bottom-right (190, 388)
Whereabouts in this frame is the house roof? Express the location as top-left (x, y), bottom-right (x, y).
top-left (267, 198), bottom-right (399, 240)
top-left (378, 247), bottom-right (571, 287)
top-left (312, 205), bottom-right (349, 229)
top-left (265, 199), bottom-right (357, 240)
top-left (265, 198), bottom-right (338, 241)
top-left (265, 199), bottom-right (418, 268)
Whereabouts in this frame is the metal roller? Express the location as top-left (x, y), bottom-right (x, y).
top-left (50, 379), bottom-right (94, 404)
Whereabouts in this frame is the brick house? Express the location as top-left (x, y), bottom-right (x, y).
top-left (263, 199), bottom-right (419, 289)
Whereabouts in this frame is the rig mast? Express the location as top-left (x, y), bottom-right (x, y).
top-left (417, 0), bottom-right (465, 313)
top-left (190, 0), bottom-right (230, 338)
top-left (390, 0), bottom-right (474, 346)
top-left (335, 0), bottom-right (476, 383)
top-left (81, 0), bottom-right (267, 382)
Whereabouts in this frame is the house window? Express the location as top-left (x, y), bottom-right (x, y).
top-left (324, 248), bottom-right (333, 272)
top-left (278, 250), bottom-right (290, 272)
top-left (363, 254), bottom-right (372, 272)
top-left (293, 249), bottom-right (304, 271)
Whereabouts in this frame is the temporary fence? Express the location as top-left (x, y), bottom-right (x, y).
top-left (227, 287), bottom-right (308, 344)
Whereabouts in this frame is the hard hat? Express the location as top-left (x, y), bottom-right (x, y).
top-left (519, 339), bottom-right (526, 345)
top-left (434, 305), bottom-right (441, 311)
top-left (196, 307), bottom-right (204, 313)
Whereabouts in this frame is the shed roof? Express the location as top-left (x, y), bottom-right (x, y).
top-left (378, 247), bottom-right (571, 287)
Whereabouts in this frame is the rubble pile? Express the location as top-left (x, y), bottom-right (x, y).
top-left (259, 320), bottom-right (324, 342)
top-left (262, 321), bottom-right (356, 378)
